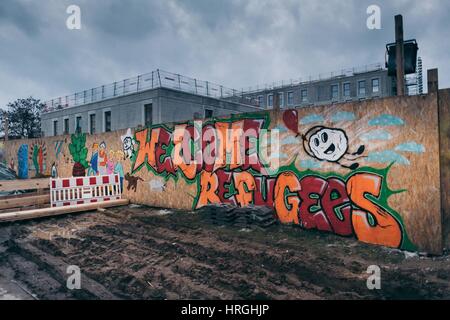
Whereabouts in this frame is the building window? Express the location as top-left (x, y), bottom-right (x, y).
top-left (331, 84), bottom-right (339, 100)
top-left (76, 116), bottom-right (82, 133)
top-left (64, 118), bottom-right (69, 134)
top-left (301, 89), bottom-right (308, 103)
top-left (278, 92), bottom-right (284, 108)
top-left (257, 95), bottom-right (264, 107)
top-left (267, 94), bottom-right (273, 108)
top-left (53, 120), bottom-right (58, 136)
top-left (358, 80), bottom-right (366, 96)
top-left (89, 114), bottom-right (96, 135)
top-left (372, 78), bottom-right (380, 93)
top-left (343, 83), bottom-right (351, 97)
top-left (287, 91), bottom-right (294, 106)
top-left (205, 109), bottom-right (213, 118)
top-left (144, 104), bottom-right (152, 127)
top-left (104, 111), bottom-right (111, 132)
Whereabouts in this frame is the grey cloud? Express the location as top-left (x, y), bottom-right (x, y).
top-left (0, 0), bottom-right (449, 109)
top-left (0, 0), bottom-right (43, 36)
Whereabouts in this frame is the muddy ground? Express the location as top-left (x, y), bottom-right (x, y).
top-left (0, 205), bottom-right (449, 300)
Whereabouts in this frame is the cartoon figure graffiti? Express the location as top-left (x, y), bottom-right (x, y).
top-left (88, 143), bottom-right (99, 175)
top-left (98, 142), bottom-right (108, 175)
top-left (125, 173), bottom-right (143, 192)
top-left (69, 132), bottom-right (89, 177)
top-left (301, 126), bottom-right (365, 169)
top-left (54, 140), bottom-right (64, 160)
top-left (29, 142), bottom-right (47, 177)
top-left (51, 162), bottom-right (58, 178)
top-left (121, 128), bottom-right (136, 159)
top-left (17, 144), bottom-right (28, 179)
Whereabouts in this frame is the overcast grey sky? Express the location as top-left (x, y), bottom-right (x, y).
top-left (0, 0), bottom-right (449, 108)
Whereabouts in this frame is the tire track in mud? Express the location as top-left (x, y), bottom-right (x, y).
top-left (27, 218), bottom-right (321, 299)
top-left (2, 208), bottom-right (449, 300)
top-left (124, 222), bottom-right (375, 299)
top-left (27, 214), bottom-right (372, 299)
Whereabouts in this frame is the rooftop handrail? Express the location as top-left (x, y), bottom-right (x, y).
top-left (42, 69), bottom-right (259, 113)
top-left (43, 63), bottom-right (386, 113)
top-left (239, 63), bottom-right (385, 95)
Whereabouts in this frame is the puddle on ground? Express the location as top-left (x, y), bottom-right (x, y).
top-left (0, 287), bottom-right (21, 300)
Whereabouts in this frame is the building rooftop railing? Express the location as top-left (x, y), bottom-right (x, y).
top-left (239, 63), bottom-right (385, 95)
top-left (43, 69), bottom-right (260, 113)
top-left (43, 63), bottom-right (389, 113)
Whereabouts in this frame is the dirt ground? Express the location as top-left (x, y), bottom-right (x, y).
top-left (0, 205), bottom-right (449, 300)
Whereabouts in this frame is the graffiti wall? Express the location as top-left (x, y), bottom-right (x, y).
top-left (3, 93), bottom-right (445, 254)
top-left (438, 89), bottom-right (450, 250)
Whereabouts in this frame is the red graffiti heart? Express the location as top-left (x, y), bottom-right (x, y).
top-left (282, 110), bottom-right (299, 134)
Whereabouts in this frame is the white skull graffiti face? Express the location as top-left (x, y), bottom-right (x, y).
top-left (120, 128), bottom-right (135, 158)
top-left (123, 137), bottom-right (132, 152)
top-left (308, 128), bottom-right (348, 162)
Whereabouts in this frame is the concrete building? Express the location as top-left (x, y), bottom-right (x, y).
top-left (41, 63), bottom-right (418, 137)
top-left (41, 70), bottom-right (261, 137)
top-left (241, 63), bottom-right (396, 109)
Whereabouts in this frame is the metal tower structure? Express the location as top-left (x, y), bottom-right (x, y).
top-left (417, 57), bottom-right (423, 94)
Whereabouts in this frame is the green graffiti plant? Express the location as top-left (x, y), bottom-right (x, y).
top-left (69, 132), bottom-right (88, 176)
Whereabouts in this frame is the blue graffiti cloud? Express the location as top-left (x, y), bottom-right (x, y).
top-left (331, 111), bottom-right (356, 122)
top-left (368, 114), bottom-right (404, 126)
top-left (299, 114), bottom-right (324, 125)
top-left (272, 125), bottom-right (288, 133)
top-left (270, 152), bottom-right (288, 160)
top-left (360, 129), bottom-right (393, 141)
top-left (395, 141), bottom-right (425, 153)
top-left (300, 159), bottom-right (322, 169)
top-left (367, 150), bottom-right (410, 165)
top-left (281, 136), bottom-right (299, 145)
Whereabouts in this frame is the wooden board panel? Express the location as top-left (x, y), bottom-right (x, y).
top-left (0, 199), bottom-right (129, 223)
top-left (0, 179), bottom-right (49, 192)
top-left (0, 195), bottom-right (50, 210)
top-left (2, 93), bottom-right (445, 253)
top-left (438, 89), bottom-right (450, 250)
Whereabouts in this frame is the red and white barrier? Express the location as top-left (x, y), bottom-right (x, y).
top-left (50, 174), bottom-right (122, 207)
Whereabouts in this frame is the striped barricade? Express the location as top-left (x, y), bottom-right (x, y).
top-left (50, 174), bottom-right (122, 207)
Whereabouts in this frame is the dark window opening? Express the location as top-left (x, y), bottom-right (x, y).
top-left (372, 78), bottom-right (380, 93)
top-left (358, 80), bottom-right (366, 96)
top-left (205, 109), bottom-right (213, 118)
top-left (76, 116), bottom-right (82, 133)
top-left (267, 94), bottom-right (273, 108)
top-left (64, 118), bottom-right (69, 134)
top-left (287, 92), bottom-right (294, 105)
top-left (104, 111), bottom-right (111, 132)
top-left (301, 89), bottom-right (308, 102)
top-left (144, 104), bottom-right (153, 127)
top-left (90, 114), bottom-right (96, 134)
top-left (331, 85), bottom-right (339, 100)
top-left (343, 83), bottom-right (351, 97)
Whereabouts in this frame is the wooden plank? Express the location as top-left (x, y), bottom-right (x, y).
top-left (0, 191), bottom-right (50, 200)
top-left (0, 179), bottom-right (49, 192)
top-left (0, 199), bottom-right (129, 223)
top-left (0, 195), bottom-right (50, 210)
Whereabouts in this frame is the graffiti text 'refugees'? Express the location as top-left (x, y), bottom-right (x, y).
top-left (197, 169), bottom-right (403, 248)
